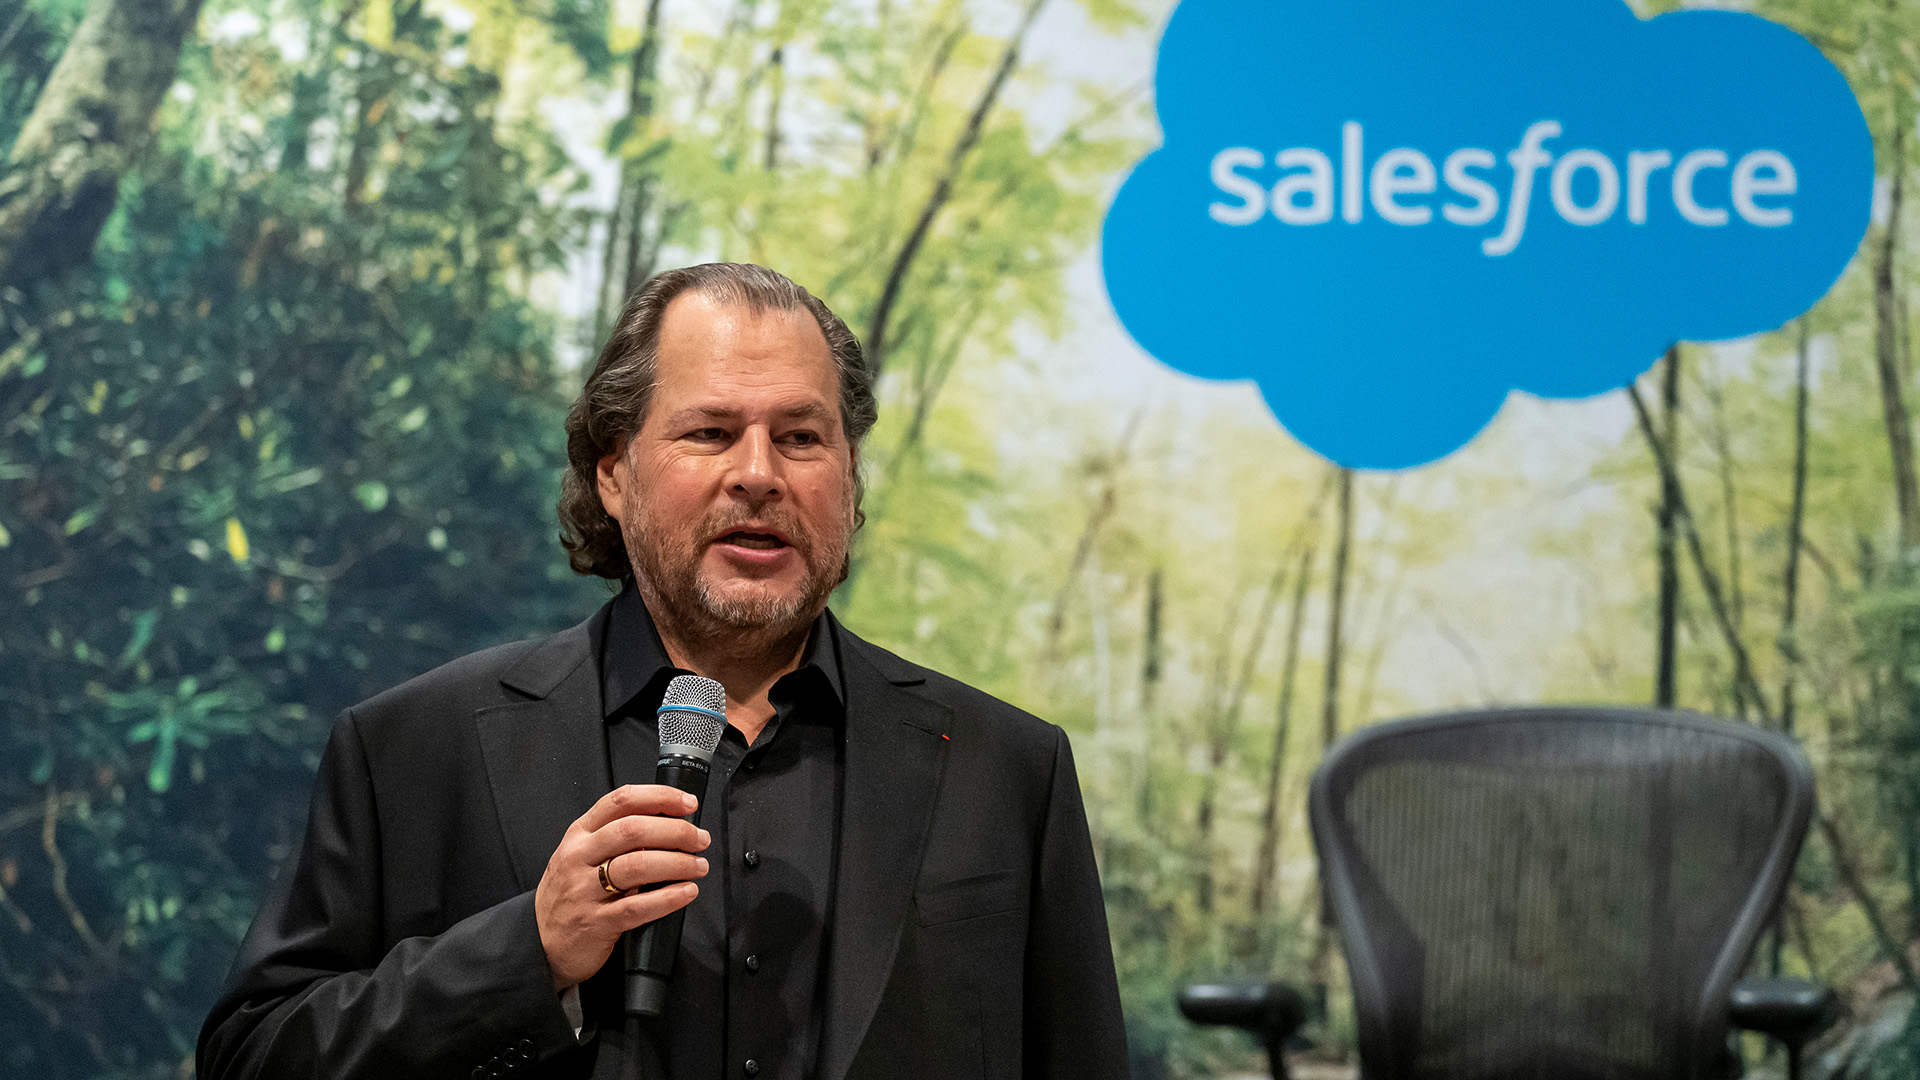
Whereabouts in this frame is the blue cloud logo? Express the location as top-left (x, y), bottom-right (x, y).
top-left (1101, 0), bottom-right (1873, 469)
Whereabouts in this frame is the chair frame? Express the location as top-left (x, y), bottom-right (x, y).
top-left (1307, 706), bottom-right (1816, 1080)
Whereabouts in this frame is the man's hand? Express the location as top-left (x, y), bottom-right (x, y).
top-left (536, 784), bottom-right (711, 990)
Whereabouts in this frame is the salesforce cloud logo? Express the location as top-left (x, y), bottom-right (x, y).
top-left (1101, 0), bottom-right (1873, 469)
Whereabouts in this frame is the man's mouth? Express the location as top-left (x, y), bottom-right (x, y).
top-left (717, 530), bottom-right (789, 550)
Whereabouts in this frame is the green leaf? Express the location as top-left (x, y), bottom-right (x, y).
top-left (148, 719), bottom-right (177, 793)
top-left (267, 467), bottom-right (324, 493)
top-left (64, 506), bottom-right (99, 535)
top-left (119, 609), bottom-right (159, 667)
top-left (355, 481), bottom-right (390, 512)
top-left (400, 406), bottom-right (429, 432)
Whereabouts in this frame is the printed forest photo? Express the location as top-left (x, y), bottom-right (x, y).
top-left (5, 0), bottom-right (1920, 1076)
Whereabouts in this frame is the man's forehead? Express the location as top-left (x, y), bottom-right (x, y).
top-left (644, 293), bottom-right (840, 427)
top-left (656, 291), bottom-right (830, 358)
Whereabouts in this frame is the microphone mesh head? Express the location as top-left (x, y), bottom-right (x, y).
top-left (658, 674), bottom-right (726, 760)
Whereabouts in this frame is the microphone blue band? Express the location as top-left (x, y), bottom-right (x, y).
top-left (658, 703), bottom-right (726, 722)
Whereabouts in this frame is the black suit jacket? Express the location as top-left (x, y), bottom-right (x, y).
top-left (197, 603), bottom-right (1128, 1080)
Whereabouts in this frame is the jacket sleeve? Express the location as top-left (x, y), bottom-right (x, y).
top-left (196, 709), bottom-right (582, 1080)
top-left (1022, 727), bottom-right (1129, 1078)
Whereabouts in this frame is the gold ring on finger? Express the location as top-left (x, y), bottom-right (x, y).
top-left (598, 858), bottom-right (621, 895)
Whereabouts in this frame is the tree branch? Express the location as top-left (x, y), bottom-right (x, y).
top-left (1819, 809), bottom-right (1920, 994)
top-left (0, 0), bottom-right (207, 287)
top-left (864, 0), bottom-right (1048, 379)
top-left (41, 787), bottom-right (110, 963)
top-left (1041, 409), bottom-right (1143, 660)
top-left (1626, 382), bottom-right (1775, 721)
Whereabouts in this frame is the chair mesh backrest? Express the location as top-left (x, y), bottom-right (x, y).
top-left (1309, 708), bottom-right (1812, 1080)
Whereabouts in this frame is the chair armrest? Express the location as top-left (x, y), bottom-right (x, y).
top-left (1177, 980), bottom-right (1307, 1042)
top-left (1728, 976), bottom-right (1835, 1049)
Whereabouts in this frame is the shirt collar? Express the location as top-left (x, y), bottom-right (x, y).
top-left (600, 578), bottom-right (844, 722)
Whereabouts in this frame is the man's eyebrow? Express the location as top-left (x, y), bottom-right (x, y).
top-left (781, 401), bottom-right (836, 423)
top-left (660, 401), bottom-right (837, 426)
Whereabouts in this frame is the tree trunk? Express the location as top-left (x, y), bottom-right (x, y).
top-left (1628, 385), bottom-right (1774, 721)
top-left (1041, 412), bottom-right (1142, 661)
top-left (1779, 320), bottom-right (1812, 738)
top-left (1142, 566), bottom-right (1164, 713)
top-left (1655, 346), bottom-right (1681, 708)
top-left (1320, 470), bottom-right (1354, 765)
top-left (1198, 493), bottom-right (1322, 926)
top-left (595, 0), bottom-right (667, 333)
top-left (1308, 467), bottom-right (1355, 999)
top-left (1138, 565), bottom-right (1163, 822)
top-left (1194, 589), bottom-right (1248, 917)
top-left (0, 0), bottom-right (205, 288)
top-left (1867, 115), bottom-right (1920, 943)
top-left (1770, 321), bottom-right (1812, 975)
top-left (280, 8), bottom-right (341, 175)
top-left (1707, 377), bottom-right (1748, 715)
top-left (342, 43), bottom-right (386, 214)
top-left (763, 44), bottom-right (785, 171)
top-left (1875, 122), bottom-right (1920, 550)
top-left (1250, 521), bottom-right (1321, 930)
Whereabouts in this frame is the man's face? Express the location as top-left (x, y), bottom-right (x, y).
top-left (597, 292), bottom-right (855, 643)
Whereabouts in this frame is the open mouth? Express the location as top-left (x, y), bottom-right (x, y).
top-left (718, 530), bottom-right (789, 551)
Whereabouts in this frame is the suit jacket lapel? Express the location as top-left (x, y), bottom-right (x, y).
top-left (818, 624), bottom-right (952, 1080)
top-left (474, 608), bottom-right (612, 891)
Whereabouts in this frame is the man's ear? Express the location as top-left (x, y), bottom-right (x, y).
top-left (596, 445), bottom-right (628, 522)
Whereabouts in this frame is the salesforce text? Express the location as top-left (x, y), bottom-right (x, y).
top-left (1206, 121), bottom-right (1797, 256)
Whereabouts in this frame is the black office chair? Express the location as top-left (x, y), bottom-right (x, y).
top-left (1181, 707), bottom-right (1834, 1080)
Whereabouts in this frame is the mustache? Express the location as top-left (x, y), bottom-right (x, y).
top-left (700, 508), bottom-right (811, 548)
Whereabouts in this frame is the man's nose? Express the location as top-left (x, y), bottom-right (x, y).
top-left (726, 427), bottom-right (783, 500)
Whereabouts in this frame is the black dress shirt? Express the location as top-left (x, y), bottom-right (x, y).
top-left (599, 583), bottom-right (844, 1080)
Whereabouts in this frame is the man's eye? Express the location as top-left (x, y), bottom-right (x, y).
top-left (687, 428), bottom-right (729, 441)
top-left (783, 431), bottom-right (818, 446)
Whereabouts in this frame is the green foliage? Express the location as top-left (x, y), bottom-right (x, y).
top-left (0, 1), bottom-right (606, 1073)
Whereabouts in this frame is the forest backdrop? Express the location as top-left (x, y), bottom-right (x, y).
top-left (2, 0), bottom-right (1920, 1077)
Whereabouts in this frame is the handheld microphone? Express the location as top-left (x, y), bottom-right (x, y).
top-left (624, 673), bottom-right (727, 1017)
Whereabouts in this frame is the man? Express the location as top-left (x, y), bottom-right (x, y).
top-left (197, 262), bottom-right (1127, 1080)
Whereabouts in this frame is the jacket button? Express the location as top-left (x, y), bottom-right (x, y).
top-left (487, 1058), bottom-right (505, 1077)
top-left (517, 1038), bottom-right (534, 1056)
top-left (745, 954), bottom-right (761, 974)
top-left (743, 849), bottom-right (760, 867)
top-left (744, 1060), bottom-right (760, 1077)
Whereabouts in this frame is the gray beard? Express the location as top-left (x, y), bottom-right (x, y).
top-left (690, 569), bottom-right (818, 634)
top-left (622, 515), bottom-right (838, 648)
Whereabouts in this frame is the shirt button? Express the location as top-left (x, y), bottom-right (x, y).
top-left (745, 954), bottom-right (761, 973)
top-left (744, 1060), bottom-right (760, 1077)
top-left (743, 848), bottom-right (760, 867)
